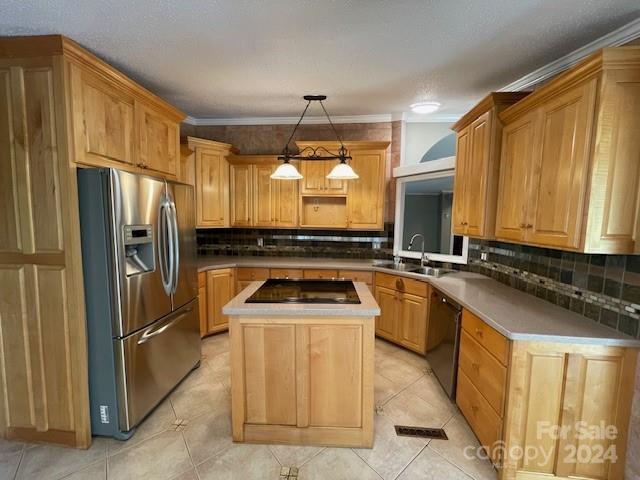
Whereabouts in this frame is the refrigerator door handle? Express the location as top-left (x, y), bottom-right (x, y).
top-left (158, 199), bottom-right (174, 296)
top-left (137, 306), bottom-right (194, 344)
top-left (169, 199), bottom-right (180, 294)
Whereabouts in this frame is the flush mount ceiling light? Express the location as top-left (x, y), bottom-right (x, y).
top-left (271, 95), bottom-right (358, 181)
top-left (410, 101), bottom-right (441, 114)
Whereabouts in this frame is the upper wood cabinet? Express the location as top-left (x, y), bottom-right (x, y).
top-left (229, 155), bottom-right (300, 228)
top-left (299, 159), bottom-right (348, 195)
top-left (187, 137), bottom-right (235, 228)
top-left (451, 92), bottom-right (529, 238)
top-left (136, 102), bottom-right (179, 176)
top-left (496, 47), bottom-right (640, 253)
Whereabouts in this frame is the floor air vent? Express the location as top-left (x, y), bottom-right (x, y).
top-left (394, 425), bottom-right (448, 440)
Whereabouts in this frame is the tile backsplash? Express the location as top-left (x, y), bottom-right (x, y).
top-left (468, 239), bottom-right (640, 338)
top-left (197, 224), bottom-right (394, 260)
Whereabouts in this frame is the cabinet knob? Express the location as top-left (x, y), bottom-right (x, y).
top-left (395, 278), bottom-right (404, 291)
top-left (471, 362), bottom-right (480, 371)
top-left (526, 224), bottom-right (533, 229)
top-left (519, 223), bottom-right (527, 228)
top-left (471, 405), bottom-right (479, 413)
top-left (475, 328), bottom-right (483, 337)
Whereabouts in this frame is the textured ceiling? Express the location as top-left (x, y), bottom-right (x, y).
top-left (1, 1), bottom-right (639, 119)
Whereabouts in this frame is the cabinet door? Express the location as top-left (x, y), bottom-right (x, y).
top-left (243, 325), bottom-right (297, 426)
top-left (137, 102), bottom-right (179, 177)
top-left (196, 148), bottom-right (229, 227)
top-left (495, 112), bottom-right (537, 242)
top-left (206, 269), bottom-right (235, 333)
top-left (374, 286), bottom-right (399, 341)
top-left (324, 160), bottom-right (348, 194)
top-left (452, 126), bottom-right (470, 234)
top-left (347, 149), bottom-right (385, 229)
top-left (398, 292), bottom-right (428, 354)
top-left (198, 285), bottom-right (207, 338)
top-left (465, 111), bottom-right (492, 237)
top-left (275, 175), bottom-right (299, 227)
top-left (526, 79), bottom-right (597, 249)
top-left (230, 164), bottom-right (253, 226)
top-left (300, 160), bottom-right (326, 194)
top-left (253, 163), bottom-right (276, 227)
top-left (69, 64), bottom-right (135, 167)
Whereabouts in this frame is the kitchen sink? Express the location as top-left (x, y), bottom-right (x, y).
top-left (374, 262), bottom-right (415, 272)
top-left (408, 266), bottom-right (455, 277)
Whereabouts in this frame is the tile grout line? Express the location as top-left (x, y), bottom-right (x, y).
top-left (12, 448), bottom-right (25, 480)
top-left (390, 443), bottom-right (429, 480)
top-left (426, 443), bottom-right (476, 480)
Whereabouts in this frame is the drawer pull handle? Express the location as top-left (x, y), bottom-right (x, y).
top-left (471, 405), bottom-right (479, 413)
top-left (395, 279), bottom-right (404, 290)
top-left (475, 328), bottom-right (483, 337)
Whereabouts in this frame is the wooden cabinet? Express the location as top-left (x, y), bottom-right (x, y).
top-left (0, 34), bottom-right (186, 448)
top-left (299, 159), bottom-right (347, 195)
top-left (178, 144), bottom-right (196, 186)
top-left (230, 163), bottom-right (253, 227)
top-left (496, 47), bottom-right (640, 253)
top-left (198, 272), bottom-right (208, 337)
top-left (136, 102), bottom-right (179, 176)
top-left (230, 317), bottom-right (374, 447)
top-left (451, 93), bottom-right (529, 238)
top-left (188, 137), bottom-right (234, 228)
top-left (456, 309), bottom-right (639, 480)
top-left (236, 267), bottom-right (269, 294)
top-left (347, 148), bottom-right (386, 229)
top-left (229, 156), bottom-right (300, 228)
top-left (374, 273), bottom-right (429, 354)
top-left (203, 268), bottom-right (236, 335)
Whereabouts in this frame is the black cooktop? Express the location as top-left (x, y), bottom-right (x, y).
top-left (246, 279), bottom-right (361, 304)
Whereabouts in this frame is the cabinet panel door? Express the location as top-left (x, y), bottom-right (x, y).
top-left (275, 175), bottom-right (299, 227)
top-left (253, 163), bottom-right (276, 227)
top-left (347, 150), bottom-right (385, 229)
top-left (300, 160), bottom-right (326, 194)
top-left (495, 112), bottom-right (537, 242)
top-left (307, 325), bottom-right (362, 427)
top-left (230, 164), bottom-right (253, 226)
top-left (137, 103), bottom-right (179, 177)
top-left (196, 149), bottom-right (229, 227)
top-left (374, 286), bottom-right (398, 341)
top-left (70, 64), bottom-right (135, 167)
top-left (206, 269), bottom-right (235, 332)
top-left (198, 286), bottom-right (207, 338)
top-left (243, 325), bottom-right (297, 426)
top-left (452, 126), bottom-right (470, 234)
top-left (527, 80), bottom-right (596, 249)
top-left (324, 160), bottom-right (348, 194)
top-left (465, 111), bottom-right (492, 237)
top-left (398, 292), bottom-right (428, 354)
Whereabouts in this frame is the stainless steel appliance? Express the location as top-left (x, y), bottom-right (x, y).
top-left (246, 279), bottom-right (361, 304)
top-left (425, 288), bottom-right (462, 400)
top-left (78, 168), bottom-right (200, 439)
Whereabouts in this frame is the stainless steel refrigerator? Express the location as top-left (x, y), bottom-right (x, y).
top-left (78, 168), bottom-right (200, 439)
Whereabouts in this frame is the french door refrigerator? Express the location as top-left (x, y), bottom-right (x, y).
top-left (78, 168), bottom-right (200, 439)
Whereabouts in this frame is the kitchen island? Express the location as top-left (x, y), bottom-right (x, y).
top-left (223, 279), bottom-right (380, 448)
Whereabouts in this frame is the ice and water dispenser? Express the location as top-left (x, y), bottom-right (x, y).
top-left (123, 225), bottom-right (155, 276)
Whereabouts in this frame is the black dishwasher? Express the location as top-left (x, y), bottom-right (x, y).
top-left (425, 288), bottom-right (462, 401)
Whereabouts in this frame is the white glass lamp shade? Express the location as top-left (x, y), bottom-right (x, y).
top-left (410, 101), bottom-right (441, 114)
top-left (271, 162), bottom-right (303, 180)
top-left (326, 161), bottom-right (359, 180)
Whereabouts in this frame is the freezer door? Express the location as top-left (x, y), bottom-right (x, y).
top-left (109, 169), bottom-right (172, 336)
top-left (115, 299), bottom-right (200, 431)
top-left (168, 182), bottom-right (198, 309)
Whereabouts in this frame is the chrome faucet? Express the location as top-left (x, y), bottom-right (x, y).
top-left (408, 233), bottom-right (429, 267)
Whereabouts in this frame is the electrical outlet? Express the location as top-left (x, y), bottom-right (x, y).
top-left (99, 405), bottom-right (110, 424)
top-left (257, 237), bottom-right (264, 247)
top-left (480, 252), bottom-right (488, 261)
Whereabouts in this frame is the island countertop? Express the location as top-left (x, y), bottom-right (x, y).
top-left (222, 280), bottom-right (380, 317)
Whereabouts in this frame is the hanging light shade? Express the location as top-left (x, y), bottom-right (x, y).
top-left (273, 95), bottom-right (358, 180)
top-left (326, 159), bottom-right (359, 180)
top-left (271, 160), bottom-right (303, 180)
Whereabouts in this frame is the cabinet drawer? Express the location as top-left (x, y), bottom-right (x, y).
top-left (461, 310), bottom-right (509, 365)
top-left (237, 267), bottom-right (269, 281)
top-left (303, 269), bottom-right (339, 280)
top-left (375, 272), bottom-right (428, 297)
top-left (270, 268), bottom-right (304, 279)
top-left (458, 330), bottom-right (507, 416)
top-left (338, 270), bottom-right (373, 285)
top-left (457, 369), bottom-right (502, 465)
top-left (198, 272), bottom-right (206, 288)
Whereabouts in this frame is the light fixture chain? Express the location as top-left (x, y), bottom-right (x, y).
top-left (319, 100), bottom-right (346, 149)
top-left (283, 100), bottom-right (312, 155)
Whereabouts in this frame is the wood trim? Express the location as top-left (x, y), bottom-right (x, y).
top-left (452, 92), bottom-right (530, 132)
top-left (228, 154), bottom-right (279, 165)
top-left (242, 423), bottom-right (370, 448)
top-left (186, 136), bottom-right (235, 153)
top-left (0, 35), bottom-right (185, 122)
top-left (229, 318), bottom-right (245, 442)
top-left (0, 253), bottom-right (66, 266)
top-left (6, 427), bottom-right (77, 447)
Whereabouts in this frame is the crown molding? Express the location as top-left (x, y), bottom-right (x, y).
top-left (183, 113), bottom-right (394, 126)
top-left (499, 17), bottom-right (640, 92)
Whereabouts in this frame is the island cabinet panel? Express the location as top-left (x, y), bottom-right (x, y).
top-left (189, 137), bottom-right (234, 228)
top-left (495, 46), bottom-right (640, 253)
top-left (198, 273), bottom-right (207, 337)
top-left (69, 63), bottom-right (135, 168)
top-left (451, 92), bottom-right (529, 238)
top-left (243, 325), bottom-right (297, 426)
top-left (204, 268), bottom-right (235, 335)
top-left (230, 316), bottom-right (374, 448)
top-left (306, 325), bottom-right (363, 428)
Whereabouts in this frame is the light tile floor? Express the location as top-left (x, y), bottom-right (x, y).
top-left (2, 333), bottom-right (497, 480)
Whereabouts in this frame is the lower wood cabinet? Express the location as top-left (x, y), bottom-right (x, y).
top-left (374, 273), bottom-right (429, 354)
top-left (200, 268), bottom-right (236, 337)
top-left (457, 309), bottom-right (638, 480)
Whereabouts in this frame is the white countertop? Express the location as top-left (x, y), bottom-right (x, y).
top-left (222, 280), bottom-right (380, 317)
top-left (201, 256), bottom-right (640, 347)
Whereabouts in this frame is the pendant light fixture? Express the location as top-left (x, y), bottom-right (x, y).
top-left (271, 95), bottom-right (358, 180)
